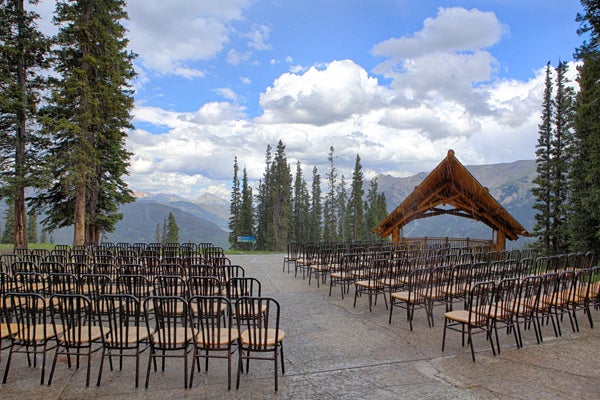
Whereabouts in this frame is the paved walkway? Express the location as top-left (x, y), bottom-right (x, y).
top-left (1, 254), bottom-right (599, 399)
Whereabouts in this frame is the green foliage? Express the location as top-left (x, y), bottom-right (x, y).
top-left (292, 161), bottom-right (310, 242)
top-left (26, 211), bottom-right (37, 243)
top-left (166, 211), bottom-right (179, 243)
top-left (228, 156), bottom-right (241, 249)
top-left (0, 0), bottom-right (51, 247)
top-left (346, 154), bottom-right (365, 240)
top-left (308, 166), bottom-right (322, 241)
top-left (569, 0), bottom-right (600, 253)
top-left (31, 0), bottom-right (135, 245)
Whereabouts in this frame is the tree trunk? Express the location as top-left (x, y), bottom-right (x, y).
top-left (73, 184), bottom-right (86, 246)
top-left (13, 0), bottom-right (28, 249)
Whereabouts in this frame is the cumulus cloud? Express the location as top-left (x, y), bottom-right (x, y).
top-left (258, 60), bottom-right (392, 125)
top-left (125, 6), bottom-right (561, 199)
top-left (126, 0), bottom-right (250, 76)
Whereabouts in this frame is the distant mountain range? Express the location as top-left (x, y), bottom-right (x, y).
top-left (2, 159), bottom-right (537, 249)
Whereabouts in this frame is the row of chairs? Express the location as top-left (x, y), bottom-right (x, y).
top-left (1, 261), bottom-right (287, 391)
top-left (1, 292), bottom-right (284, 390)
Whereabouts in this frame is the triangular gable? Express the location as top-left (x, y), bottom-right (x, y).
top-left (374, 150), bottom-right (529, 244)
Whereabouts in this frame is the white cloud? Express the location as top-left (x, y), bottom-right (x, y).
top-left (243, 24), bottom-right (271, 50)
top-left (126, 0), bottom-right (250, 76)
top-left (258, 60), bottom-right (392, 125)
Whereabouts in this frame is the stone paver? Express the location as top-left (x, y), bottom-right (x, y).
top-left (1, 253), bottom-right (599, 399)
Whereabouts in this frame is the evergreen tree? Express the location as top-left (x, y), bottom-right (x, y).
top-left (32, 0), bottom-right (136, 246)
top-left (532, 63), bottom-right (554, 253)
top-left (346, 155), bottom-right (365, 240)
top-left (569, 0), bottom-right (600, 253)
top-left (228, 156), bottom-right (241, 249)
top-left (268, 140), bottom-right (292, 251)
top-left (308, 166), bottom-right (322, 241)
top-left (238, 166), bottom-right (254, 250)
top-left (26, 211), bottom-right (37, 243)
top-left (551, 61), bottom-right (575, 253)
top-left (365, 178), bottom-right (388, 240)
top-left (323, 146), bottom-right (337, 241)
top-left (1, 201), bottom-right (14, 243)
top-left (292, 161), bottom-right (310, 243)
top-left (0, 0), bottom-right (51, 248)
top-left (40, 229), bottom-right (47, 243)
top-left (161, 218), bottom-right (167, 244)
top-left (255, 145), bottom-right (272, 250)
top-left (337, 174), bottom-right (348, 240)
top-left (166, 211), bottom-right (179, 243)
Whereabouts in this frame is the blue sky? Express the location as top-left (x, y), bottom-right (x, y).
top-left (36, 0), bottom-right (585, 199)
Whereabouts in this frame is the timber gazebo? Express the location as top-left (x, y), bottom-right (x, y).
top-left (373, 150), bottom-right (530, 251)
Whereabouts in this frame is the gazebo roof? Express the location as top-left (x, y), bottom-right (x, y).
top-left (374, 150), bottom-right (530, 241)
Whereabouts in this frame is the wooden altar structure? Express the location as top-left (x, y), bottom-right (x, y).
top-left (373, 150), bottom-right (530, 250)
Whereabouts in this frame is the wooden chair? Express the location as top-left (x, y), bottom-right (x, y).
top-left (96, 294), bottom-right (150, 387)
top-left (442, 281), bottom-right (496, 362)
top-left (389, 267), bottom-right (430, 330)
top-left (2, 293), bottom-right (59, 385)
top-left (353, 258), bottom-right (389, 312)
top-left (144, 295), bottom-right (193, 389)
top-left (235, 296), bottom-right (285, 391)
top-left (188, 295), bottom-right (239, 389)
top-left (48, 293), bottom-right (104, 387)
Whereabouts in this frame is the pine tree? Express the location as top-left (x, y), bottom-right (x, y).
top-left (292, 161), bottom-right (310, 242)
top-left (166, 211), bottom-right (179, 243)
top-left (40, 229), bottom-right (47, 243)
top-left (308, 166), bottom-right (322, 241)
top-left (255, 145), bottom-right (272, 250)
top-left (551, 61), bottom-right (575, 253)
top-left (532, 63), bottom-right (554, 254)
top-left (228, 156), bottom-right (241, 249)
top-left (365, 178), bottom-right (388, 240)
top-left (268, 140), bottom-right (292, 251)
top-left (1, 201), bottom-right (14, 244)
top-left (238, 166), bottom-right (254, 250)
top-left (337, 174), bottom-right (348, 240)
top-left (323, 146), bottom-right (337, 241)
top-left (0, 0), bottom-right (51, 248)
top-left (32, 0), bottom-right (136, 246)
top-left (347, 155), bottom-right (365, 240)
top-left (569, 0), bottom-right (600, 253)
top-left (161, 218), bottom-right (167, 244)
top-left (26, 211), bottom-right (37, 243)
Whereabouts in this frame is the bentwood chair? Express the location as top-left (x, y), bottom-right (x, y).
top-left (96, 294), bottom-right (150, 387)
top-left (2, 293), bottom-right (60, 385)
top-left (144, 295), bottom-right (193, 389)
top-left (48, 293), bottom-right (104, 387)
top-left (389, 267), bottom-right (430, 330)
top-left (353, 258), bottom-right (389, 312)
top-left (442, 281), bottom-right (496, 362)
top-left (188, 295), bottom-right (239, 389)
top-left (235, 296), bottom-right (285, 392)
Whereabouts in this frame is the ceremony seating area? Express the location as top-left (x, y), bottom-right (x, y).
top-left (0, 242), bottom-right (285, 392)
top-left (285, 240), bottom-right (598, 361)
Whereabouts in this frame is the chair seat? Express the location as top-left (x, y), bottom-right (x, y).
top-left (391, 290), bottom-right (424, 302)
top-left (105, 326), bottom-right (152, 346)
top-left (13, 324), bottom-right (61, 343)
top-left (444, 309), bottom-right (487, 326)
top-left (57, 326), bottom-right (105, 344)
top-left (153, 327), bottom-right (193, 346)
top-left (240, 328), bottom-right (285, 346)
top-left (1, 323), bottom-right (19, 339)
top-left (194, 328), bottom-right (239, 347)
top-left (355, 280), bottom-right (383, 289)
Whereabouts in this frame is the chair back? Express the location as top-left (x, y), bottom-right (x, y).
top-left (189, 295), bottom-right (233, 350)
top-left (144, 295), bottom-right (190, 350)
top-left (467, 281), bottom-right (495, 326)
top-left (236, 296), bottom-right (281, 350)
top-left (49, 294), bottom-right (95, 348)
